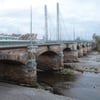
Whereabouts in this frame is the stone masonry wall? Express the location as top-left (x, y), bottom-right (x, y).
top-left (0, 61), bottom-right (36, 86)
top-left (64, 51), bottom-right (78, 63)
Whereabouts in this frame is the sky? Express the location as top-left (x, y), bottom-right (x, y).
top-left (0, 0), bottom-right (100, 40)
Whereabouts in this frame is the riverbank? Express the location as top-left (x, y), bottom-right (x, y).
top-left (37, 51), bottom-right (100, 100)
top-left (0, 82), bottom-right (77, 100)
top-left (64, 51), bottom-right (100, 73)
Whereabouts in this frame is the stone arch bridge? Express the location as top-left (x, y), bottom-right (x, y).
top-left (0, 41), bottom-right (94, 85)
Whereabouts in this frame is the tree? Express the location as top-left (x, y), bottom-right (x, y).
top-left (92, 33), bottom-right (100, 51)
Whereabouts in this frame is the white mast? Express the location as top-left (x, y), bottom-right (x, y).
top-left (30, 6), bottom-right (33, 45)
top-left (57, 2), bottom-right (60, 41)
top-left (73, 26), bottom-right (76, 41)
top-left (44, 5), bottom-right (48, 42)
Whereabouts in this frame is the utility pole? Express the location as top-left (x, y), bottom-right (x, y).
top-left (44, 5), bottom-right (48, 42)
top-left (57, 2), bottom-right (60, 41)
top-left (30, 6), bottom-right (33, 45)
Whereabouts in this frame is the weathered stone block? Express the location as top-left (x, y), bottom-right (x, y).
top-left (83, 48), bottom-right (88, 55)
top-left (0, 62), bottom-right (37, 86)
top-left (78, 49), bottom-right (83, 57)
top-left (64, 51), bottom-right (78, 63)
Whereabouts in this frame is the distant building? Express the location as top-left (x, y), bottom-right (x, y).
top-left (0, 33), bottom-right (37, 40)
top-left (19, 33), bottom-right (37, 40)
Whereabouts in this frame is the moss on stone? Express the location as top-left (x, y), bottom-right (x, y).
top-left (31, 82), bottom-right (40, 88)
top-left (60, 68), bottom-right (74, 75)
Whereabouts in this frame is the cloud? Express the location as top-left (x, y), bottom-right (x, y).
top-left (0, 0), bottom-right (100, 40)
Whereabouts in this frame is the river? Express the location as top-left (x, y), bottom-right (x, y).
top-left (38, 52), bottom-right (100, 100)
top-left (38, 71), bottom-right (100, 100)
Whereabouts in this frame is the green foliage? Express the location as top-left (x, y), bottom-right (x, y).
top-left (31, 82), bottom-right (40, 88)
top-left (92, 33), bottom-right (100, 51)
top-left (60, 68), bottom-right (74, 75)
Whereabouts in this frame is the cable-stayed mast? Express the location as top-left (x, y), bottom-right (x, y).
top-left (44, 5), bottom-right (48, 41)
top-left (30, 6), bottom-right (33, 45)
top-left (57, 2), bottom-right (60, 41)
top-left (73, 26), bottom-right (76, 41)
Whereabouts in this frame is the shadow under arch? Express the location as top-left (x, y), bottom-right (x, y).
top-left (37, 51), bottom-right (61, 71)
top-left (0, 59), bottom-right (25, 65)
top-left (77, 45), bottom-right (80, 50)
top-left (82, 45), bottom-right (85, 48)
top-left (0, 59), bottom-right (27, 84)
top-left (63, 48), bottom-right (71, 52)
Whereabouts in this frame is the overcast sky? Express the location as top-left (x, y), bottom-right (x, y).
top-left (0, 0), bottom-right (100, 40)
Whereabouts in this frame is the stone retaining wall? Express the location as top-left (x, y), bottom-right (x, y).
top-left (0, 62), bottom-right (36, 85)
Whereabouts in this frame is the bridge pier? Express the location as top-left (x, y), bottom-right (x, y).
top-left (83, 47), bottom-right (88, 56)
top-left (78, 48), bottom-right (83, 57)
top-left (58, 44), bottom-right (64, 69)
top-left (63, 43), bottom-right (78, 62)
top-left (25, 45), bottom-right (37, 85)
top-left (87, 43), bottom-right (92, 52)
top-left (77, 43), bottom-right (83, 57)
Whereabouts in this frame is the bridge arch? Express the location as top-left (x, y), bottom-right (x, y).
top-left (36, 49), bottom-right (48, 57)
top-left (36, 51), bottom-right (61, 70)
top-left (0, 59), bottom-right (37, 85)
top-left (77, 45), bottom-right (80, 50)
top-left (0, 59), bottom-right (25, 65)
top-left (63, 48), bottom-right (71, 52)
top-left (0, 59), bottom-right (25, 83)
top-left (82, 44), bottom-right (85, 48)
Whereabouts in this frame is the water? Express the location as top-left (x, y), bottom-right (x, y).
top-left (38, 71), bottom-right (100, 100)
